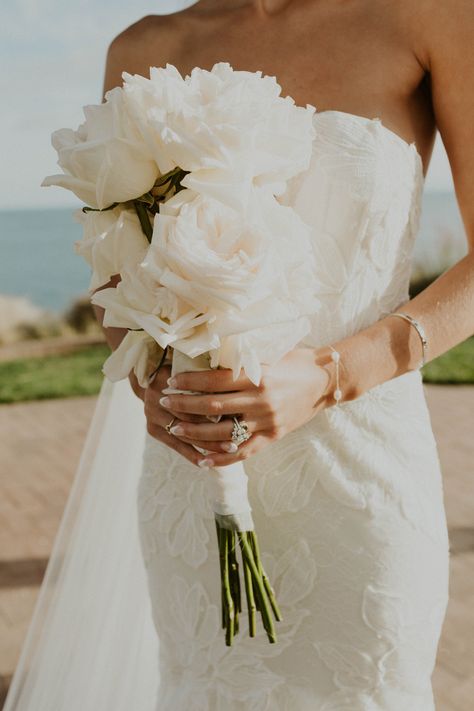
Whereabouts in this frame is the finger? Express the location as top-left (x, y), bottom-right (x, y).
top-left (146, 422), bottom-right (211, 468)
top-left (193, 432), bottom-right (268, 467)
top-left (158, 409), bottom-right (212, 424)
top-left (166, 416), bottom-right (260, 442)
top-left (147, 401), bottom-right (213, 426)
top-left (145, 383), bottom-right (212, 425)
top-left (167, 367), bottom-right (254, 393)
top-left (145, 383), bottom-right (213, 424)
top-left (146, 364), bottom-right (172, 392)
top-left (159, 391), bottom-right (266, 417)
top-left (172, 437), bottom-right (240, 454)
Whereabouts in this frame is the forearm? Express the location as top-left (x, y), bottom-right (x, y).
top-left (318, 250), bottom-right (474, 404)
top-left (92, 303), bottom-right (128, 351)
top-left (91, 274), bottom-right (127, 349)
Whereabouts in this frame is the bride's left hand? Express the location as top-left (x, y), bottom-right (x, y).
top-left (158, 347), bottom-right (333, 467)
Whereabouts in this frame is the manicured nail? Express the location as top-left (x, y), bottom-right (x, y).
top-left (169, 424), bottom-right (184, 435)
top-left (167, 377), bottom-right (178, 387)
top-left (159, 396), bottom-right (170, 408)
top-left (198, 458), bottom-right (214, 468)
top-left (222, 442), bottom-right (238, 453)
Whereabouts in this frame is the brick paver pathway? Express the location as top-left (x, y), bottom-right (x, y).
top-left (0, 384), bottom-right (472, 709)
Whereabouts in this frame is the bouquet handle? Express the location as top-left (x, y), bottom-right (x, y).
top-left (162, 348), bottom-right (282, 646)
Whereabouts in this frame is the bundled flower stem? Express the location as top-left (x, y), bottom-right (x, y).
top-left (216, 516), bottom-right (283, 646)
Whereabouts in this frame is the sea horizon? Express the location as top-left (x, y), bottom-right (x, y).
top-left (0, 191), bottom-right (468, 318)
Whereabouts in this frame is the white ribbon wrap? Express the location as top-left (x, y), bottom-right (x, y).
top-left (163, 349), bottom-right (255, 531)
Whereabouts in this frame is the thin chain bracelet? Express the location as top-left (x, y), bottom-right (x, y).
top-left (328, 345), bottom-right (343, 406)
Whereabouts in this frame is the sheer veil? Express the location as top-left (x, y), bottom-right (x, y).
top-left (4, 4), bottom-right (204, 708)
top-left (4, 377), bottom-right (159, 710)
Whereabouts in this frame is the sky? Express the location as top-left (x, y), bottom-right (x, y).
top-left (0, 0), bottom-right (454, 211)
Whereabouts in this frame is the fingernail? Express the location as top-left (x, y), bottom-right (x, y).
top-left (169, 424), bottom-right (184, 435)
top-left (198, 458), bottom-right (214, 468)
top-left (222, 442), bottom-right (238, 453)
top-left (167, 377), bottom-right (177, 387)
top-left (159, 396), bottom-right (170, 408)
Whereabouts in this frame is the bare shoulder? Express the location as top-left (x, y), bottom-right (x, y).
top-left (102, 14), bottom-right (186, 97)
top-left (400, 0), bottom-right (474, 68)
top-left (407, 0), bottom-right (474, 242)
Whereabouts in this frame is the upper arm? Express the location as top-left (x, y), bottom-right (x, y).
top-left (101, 27), bottom-right (134, 100)
top-left (420, 0), bottom-right (474, 251)
top-left (101, 15), bottom-right (157, 100)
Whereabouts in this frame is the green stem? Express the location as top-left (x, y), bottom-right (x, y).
top-left (147, 345), bottom-right (169, 383)
top-left (81, 202), bottom-right (118, 213)
top-left (223, 528), bottom-right (235, 646)
top-left (215, 520), bottom-right (226, 630)
top-left (248, 534), bottom-right (261, 613)
top-left (249, 531), bottom-right (283, 622)
top-left (238, 532), bottom-right (277, 643)
top-left (133, 200), bottom-right (153, 242)
top-left (228, 530), bottom-right (240, 635)
top-left (243, 550), bottom-right (257, 636)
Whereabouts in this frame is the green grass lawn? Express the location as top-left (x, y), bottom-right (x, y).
top-left (0, 344), bottom-right (110, 404)
top-left (421, 335), bottom-right (474, 384)
top-left (0, 338), bottom-right (472, 404)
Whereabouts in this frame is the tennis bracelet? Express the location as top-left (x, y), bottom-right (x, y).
top-left (387, 311), bottom-right (428, 368)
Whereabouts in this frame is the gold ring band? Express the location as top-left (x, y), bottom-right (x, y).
top-left (165, 417), bottom-right (177, 433)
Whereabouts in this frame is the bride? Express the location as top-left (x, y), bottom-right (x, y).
top-left (5, 1), bottom-right (474, 709)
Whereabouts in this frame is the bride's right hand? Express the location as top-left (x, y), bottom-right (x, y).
top-left (141, 364), bottom-right (230, 464)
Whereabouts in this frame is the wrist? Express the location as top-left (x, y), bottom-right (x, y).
top-left (313, 346), bottom-right (347, 407)
top-left (128, 371), bottom-right (146, 401)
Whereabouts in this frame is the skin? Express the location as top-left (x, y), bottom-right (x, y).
top-left (93, 0), bottom-right (474, 468)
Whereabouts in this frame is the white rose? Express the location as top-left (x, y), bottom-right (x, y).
top-left (141, 188), bottom-right (320, 384)
top-left (122, 62), bottom-right (316, 213)
top-left (143, 188), bottom-right (282, 310)
top-left (90, 261), bottom-right (216, 352)
top-left (73, 206), bottom-right (150, 292)
top-left (41, 87), bottom-right (159, 209)
top-left (210, 317), bottom-right (314, 386)
top-left (101, 330), bottom-right (163, 388)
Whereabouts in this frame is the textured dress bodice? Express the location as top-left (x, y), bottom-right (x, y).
top-left (281, 110), bottom-right (424, 349)
top-left (137, 111), bottom-right (450, 711)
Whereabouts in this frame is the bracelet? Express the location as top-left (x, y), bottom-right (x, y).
top-left (387, 311), bottom-right (427, 368)
top-left (328, 345), bottom-right (342, 406)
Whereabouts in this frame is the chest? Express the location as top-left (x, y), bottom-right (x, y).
top-left (126, 3), bottom-right (432, 171)
top-left (159, 2), bottom-right (419, 113)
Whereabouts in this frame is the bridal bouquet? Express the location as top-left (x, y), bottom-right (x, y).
top-left (42, 62), bottom-right (319, 645)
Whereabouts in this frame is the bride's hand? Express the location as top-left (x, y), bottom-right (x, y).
top-left (142, 363), bottom-right (239, 464)
top-left (158, 347), bottom-right (334, 467)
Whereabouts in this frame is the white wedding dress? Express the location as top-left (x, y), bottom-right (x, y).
top-left (4, 109), bottom-right (450, 711)
top-left (136, 110), bottom-right (450, 710)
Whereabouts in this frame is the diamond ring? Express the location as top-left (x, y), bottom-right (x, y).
top-left (230, 416), bottom-right (251, 446)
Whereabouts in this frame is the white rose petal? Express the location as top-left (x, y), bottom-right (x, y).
top-left (41, 87), bottom-right (159, 209)
top-left (102, 330), bottom-right (163, 388)
top-left (91, 263), bottom-right (215, 351)
top-left (122, 61), bottom-right (316, 212)
top-left (143, 190), bottom-right (279, 312)
top-left (73, 206), bottom-right (150, 292)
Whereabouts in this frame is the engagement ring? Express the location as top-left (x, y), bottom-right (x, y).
top-left (231, 416), bottom-right (251, 446)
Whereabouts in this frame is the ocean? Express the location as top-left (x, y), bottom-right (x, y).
top-left (0, 191), bottom-right (468, 316)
